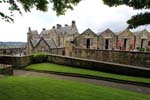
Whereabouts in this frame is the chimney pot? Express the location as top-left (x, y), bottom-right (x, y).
top-left (28, 27), bottom-right (31, 32)
top-left (52, 26), bottom-right (55, 29)
top-left (72, 20), bottom-right (76, 27)
top-left (65, 24), bottom-right (68, 26)
top-left (72, 20), bottom-right (75, 24)
top-left (43, 28), bottom-right (46, 31)
top-left (57, 24), bottom-right (62, 29)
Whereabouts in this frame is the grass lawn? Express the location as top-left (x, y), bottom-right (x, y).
top-left (26, 63), bottom-right (150, 83)
top-left (0, 76), bottom-right (149, 100)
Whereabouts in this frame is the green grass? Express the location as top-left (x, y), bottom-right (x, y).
top-left (26, 63), bottom-right (150, 83)
top-left (0, 76), bottom-right (149, 100)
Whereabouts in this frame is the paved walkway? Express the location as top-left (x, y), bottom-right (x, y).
top-left (14, 69), bottom-right (150, 94)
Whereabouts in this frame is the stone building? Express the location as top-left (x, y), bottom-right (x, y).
top-left (74, 28), bottom-right (98, 49)
top-left (118, 28), bottom-right (135, 50)
top-left (98, 29), bottom-right (117, 50)
top-left (134, 29), bottom-right (150, 50)
top-left (26, 21), bottom-right (79, 54)
top-left (26, 20), bottom-right (150, 54)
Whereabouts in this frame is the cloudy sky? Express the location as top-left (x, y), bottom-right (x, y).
top-left (0, 0), bottom-right (149, 42)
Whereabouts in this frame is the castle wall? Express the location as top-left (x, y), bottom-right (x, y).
top-left (70, 45), bottom-right (150, 68)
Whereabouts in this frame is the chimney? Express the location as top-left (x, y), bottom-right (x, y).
top-left (57, 24), bottom-right (62, 29)
top-left (72, 20), bottom-right (76, 27)
top-left (42, 28), bottom-right (46, 31)
top-left (52, 26), bottom-right (55, 29)
top-left (65, 24), bottom-right (68, 27)
top-left (28, 27), bottom-right (31, 32)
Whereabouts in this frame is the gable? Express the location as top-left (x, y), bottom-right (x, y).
top-left (118, 29), bottom-right (135, 37)
top-left (81, 28), bottom-right (97, 37)
top-left (138, 29), bottom-right (150, 38)
top-left (100, 29), bottom-right (116, 38)
top-left (30, 39), bottom-right (40, 47)
top-left (35, 39), bottom-right (49, 49)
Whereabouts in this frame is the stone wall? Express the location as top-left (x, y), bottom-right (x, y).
top-left (71, 46), bottom-right (150, 68)
top-left (0, 54), bottom-right (149, 77)
top-left (49, 48), bottom-right (65, 55)
top-left (0, 65), bottom-right (13, 75)
top-left (0, 55), bottom-right (32, 68)
top-left (47, 54), bottom-right (150, 77)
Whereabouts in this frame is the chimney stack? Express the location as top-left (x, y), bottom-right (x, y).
top-left (28, 27), bottom-right (31, 32)
top-left (57, 24), bottom-right (62, 29)
top-left (65, 24), bottom-right (68, 27)
top-left (42, 28), bottom-right (46, 31)
top-left (72, 20), bottom-right (76, 27)
top-left (52, 26), bottom-right (55, 29)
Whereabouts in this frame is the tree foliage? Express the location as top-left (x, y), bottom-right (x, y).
top-left (0, 0), bottom-right (81, 22)
top-left (0, 0), bottom-right (149, 29)
top-left (103, 0), bottom-right (150, 28)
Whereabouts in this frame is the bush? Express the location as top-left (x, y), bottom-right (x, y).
top-left (146, 47), bottom-right (150, 52)
top-left (32, 52), bottom-right (48, 63)
top-left (136, 47), bottom-right (145, 51)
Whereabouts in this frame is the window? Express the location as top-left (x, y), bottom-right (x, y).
top-left (148, 41), bottom-right (150, 46)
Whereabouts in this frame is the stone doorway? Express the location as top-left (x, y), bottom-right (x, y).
top-left (86, 39), bottom-right (90, 48)
top-left (123, 39), bottom-right (127, 50)
top-left (105, 39), bottom-right (109, 50)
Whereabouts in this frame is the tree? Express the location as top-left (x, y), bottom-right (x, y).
top-left (1, 0), bottom-right (149, 29)
top-left (103, 0), bottom-right (150, 29)
top-left (0, 0), bottom-right (81, 22)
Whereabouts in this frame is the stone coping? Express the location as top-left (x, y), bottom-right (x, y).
top-left (47, 54), bottom-right (150, 71)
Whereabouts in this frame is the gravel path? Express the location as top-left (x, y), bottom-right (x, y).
top-left (14, 69), bottom-right (150, 94)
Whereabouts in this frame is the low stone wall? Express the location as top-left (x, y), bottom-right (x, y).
top-left (47, 54), bottom-right (150, 78)
top-left (0, 65), bottom-right (13, 75)
top-left (0, 54), bottom-right (149, 77)
top-left (71, 46), bottom-right (150, 68)
top-left (0, 55), bottom-right (32, 68)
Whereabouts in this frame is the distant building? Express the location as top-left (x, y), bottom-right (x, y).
top-left (0, 42), bottom-right (26, 55)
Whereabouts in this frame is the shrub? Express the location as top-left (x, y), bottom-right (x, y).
top-left (136, 47), bottom-right (145, 51)
top-left (146, 47), bottom-right (150, 52)
top-left (32, 52), bottom-right (48, 63)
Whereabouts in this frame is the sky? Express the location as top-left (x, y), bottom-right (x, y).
top-left (0, 0), bottom-right (150, 42)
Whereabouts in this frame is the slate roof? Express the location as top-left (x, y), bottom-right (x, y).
top-left (31, 30), bottom-right (38, 34)
top-left (44, 39), bottom-right (57, 48)
top-left (30, 38), bottom-right (57, 49)
top-left (30, 39), bottom-right (40, 47)
top-left (55, 25), bottom-right (78, 35)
